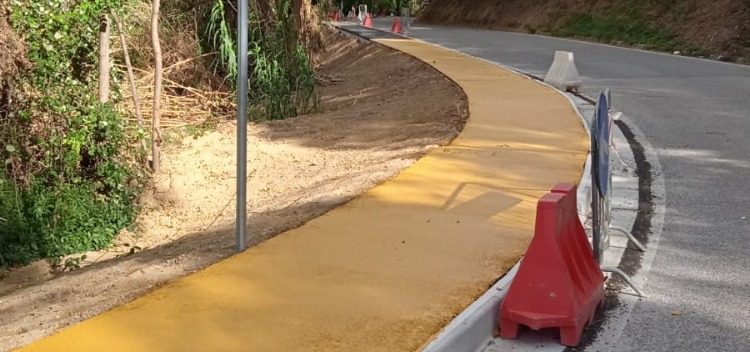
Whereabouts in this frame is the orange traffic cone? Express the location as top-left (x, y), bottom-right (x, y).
top-left (391, 17), bottom-right (403, 34)
top-left (363, 13), bottom-right (373, 28)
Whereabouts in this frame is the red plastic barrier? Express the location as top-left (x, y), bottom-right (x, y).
top-left (499, 183), bottom-right (605, 347)
top-left (363, 14), bottom-right (373, 28)
top-left (334, 11), bottom-right (341, 22)
top-left (391, 17), bottom-right (403, 34)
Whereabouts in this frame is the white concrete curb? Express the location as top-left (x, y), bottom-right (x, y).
top-left (329, 21), bottom-right (595, 352)
top-left (420, 264), bottom-right (521, 352)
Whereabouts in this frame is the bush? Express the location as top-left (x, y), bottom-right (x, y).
top-left (0, 0), bottom-right (145, 266)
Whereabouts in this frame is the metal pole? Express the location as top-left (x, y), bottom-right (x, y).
top-left (236, 0), bottom-right (249, 252)
top-left (590, 113), bottom-right (603, 264)
top-left (592, 161), bottom-right (603, 264)
top-left (601, 266), bottom-right (647, 297)
top-left (609, 225), bottom-right (646, 252)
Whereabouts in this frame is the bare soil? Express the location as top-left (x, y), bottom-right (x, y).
top-left (0, 0), bottom-right (28, 81)
top-left (0, 31), bottom-right (467, 351)
top-left (419, 0), bottom-right (750, 63)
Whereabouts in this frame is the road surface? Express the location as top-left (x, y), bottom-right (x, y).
top-left (372, 17), bottom-right (750, 351)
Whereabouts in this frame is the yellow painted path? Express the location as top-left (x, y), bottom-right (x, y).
top-left (16, 39), bottom-right (588, 352)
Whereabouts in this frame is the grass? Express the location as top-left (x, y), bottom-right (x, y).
top-left (552, 14), bottom-right (710, 57)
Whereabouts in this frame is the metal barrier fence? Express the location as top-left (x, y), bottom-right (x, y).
top-left (590, 88), bottom-right (646, 297)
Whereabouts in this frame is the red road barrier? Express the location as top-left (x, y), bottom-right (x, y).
top-left (363, 14), bottom-right (373, 28)
top-left (499, 183), bottom-right (605, 347)
top-left (334, 11), bottom-right (341, 22)
top-left (391, 17), bottom-right (403, 34)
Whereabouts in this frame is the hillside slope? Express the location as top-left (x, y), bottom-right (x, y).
top-left (419, 0), bottom-right (750, 62)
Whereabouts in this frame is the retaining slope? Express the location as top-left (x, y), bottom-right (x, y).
top-left (15, 39), bottom-right (588, 352)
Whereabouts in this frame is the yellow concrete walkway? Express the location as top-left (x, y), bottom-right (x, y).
top-left (15, 39), bottom-right (588, 352)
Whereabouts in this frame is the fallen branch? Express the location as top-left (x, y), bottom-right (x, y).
top-left (315, 72), bottom-right (342, 86)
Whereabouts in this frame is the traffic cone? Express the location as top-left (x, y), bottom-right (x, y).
top-left (391, 17), bottom-right (403, 34)
top-left (363, 13), bottom-right (373, 28)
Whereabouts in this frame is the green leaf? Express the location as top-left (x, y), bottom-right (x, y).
top-left (5, 145), bottom-right (16, 153)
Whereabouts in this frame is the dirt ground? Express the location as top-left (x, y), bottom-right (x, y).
top-left (0, 31), bottom-right (467, 351)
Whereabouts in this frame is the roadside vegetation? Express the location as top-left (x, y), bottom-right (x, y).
top-left (419, 0), bottom-right (749, 62)
top-left (321, 0), bottom-right (422, 16)
top-left (0, 0), bottom-right (325, 267)
top-left (552, 13), bottom-right (709, 57)
top-left (548, 1), bottom-right (709, 56)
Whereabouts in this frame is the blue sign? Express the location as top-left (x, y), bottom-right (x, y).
top-left (595, 92), bottom-right (610, 196)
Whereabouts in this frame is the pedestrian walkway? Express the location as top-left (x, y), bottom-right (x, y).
top-left (16, 37), bottom-right (588, 352)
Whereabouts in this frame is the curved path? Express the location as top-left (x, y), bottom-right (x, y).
top-left (371, 18), bottom-right (750, 351)
top-left (15, 37), bottom-right (587, 350)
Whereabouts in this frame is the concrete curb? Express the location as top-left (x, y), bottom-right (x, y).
top-left (328, 21), bottom-right (595, 352)
top-left (419, 77), bottom-right (593, 352)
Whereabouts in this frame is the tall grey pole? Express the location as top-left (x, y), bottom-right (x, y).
top-left (236, 0), bottom-right (249, 252)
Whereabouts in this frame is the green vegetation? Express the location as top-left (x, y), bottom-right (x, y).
top-left (203, 0), bottom-right (318, 121)
top-left (1, 0), bottom-right (322, 267)
top-left (556, 14), bottom-right (679, 50)
top-left (335, 0), bottom-right (421, 15)
top-left (1, 0), bottom-right (145, 266)
top-left (553, 13), bottom-right (709, 57)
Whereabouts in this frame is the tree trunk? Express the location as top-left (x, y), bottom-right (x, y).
top-left (288, 0), bottom-right (303, 79)
top-left (111, 9), bottom-right (147, 160)
top-left (151, 0), bottom-right (162, 173)
top-left (292, 0), bottom-right (303, 31)
top-left (98, 13), bottom-right (110, 103)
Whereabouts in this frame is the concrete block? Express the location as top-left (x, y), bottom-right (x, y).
top-left (544, 51), bottom-right (582, 92)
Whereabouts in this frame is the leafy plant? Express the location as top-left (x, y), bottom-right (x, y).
top-left (202, 0), bottom-right (318, 121)
top-left (52, 254), bottom-right (88, 272)
top-left (1, 0), bottom-right (145, 266)
top-left (204, 0), bottom-right (237, 87)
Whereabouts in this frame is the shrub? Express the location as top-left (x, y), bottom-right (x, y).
top-left (0, 0), bottom-right (145, 266)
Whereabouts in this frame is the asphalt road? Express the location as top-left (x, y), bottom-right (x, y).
top-left (371, 18), bottom-right (750, 351)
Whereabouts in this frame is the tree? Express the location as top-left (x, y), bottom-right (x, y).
top-left (98, 13), bottom-right (110, 103)
top-left (111, 9), bottom-right (146, 159)
top-left (151, 0), bottom-right (163, 172)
